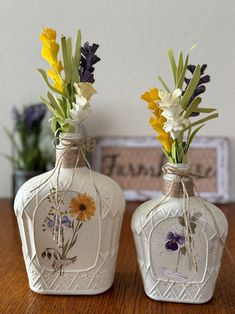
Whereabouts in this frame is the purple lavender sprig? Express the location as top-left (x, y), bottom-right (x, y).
top-left (79, 42), bottom-right (101, 83)
top-left (13, 104), bottom-right (46, 130)
top-left (183, 64), bottom-right (210, 116)
top-left (9, 104), bottom-right (48, 171)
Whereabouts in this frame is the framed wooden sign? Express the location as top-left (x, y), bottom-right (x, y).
top-left (92, 136), bottom-right (229, 203)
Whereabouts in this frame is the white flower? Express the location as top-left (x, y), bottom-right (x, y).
top-left (163, 116), bottom-right (189, 140)
top-left (157, 88), bottom-right (189, 140)
top-left (73, 82), bottom-right (96, 100)
top-left (158, 88), bottom-right (182, 109)
top-left (65, 94), bottom-right (91, 130)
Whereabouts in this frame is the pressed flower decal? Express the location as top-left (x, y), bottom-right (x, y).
top-left (165, 231), bottom-right (185, 251)
top-left (69, 193), bottom-right (96, 221)
top-left (41, 188), bottom-right (96, 275)
top-left (141, 48), bottom-right (218, 163)
top-left (38, 27), bottom-right (100, 134)
top-left (165, 212), bottom-right (202, 272)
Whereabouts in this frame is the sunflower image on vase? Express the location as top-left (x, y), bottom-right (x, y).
top-left (41, 189), bottom-right (96, 275)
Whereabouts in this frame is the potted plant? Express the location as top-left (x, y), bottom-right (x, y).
top-left (4, 104), bottom-right (49, 198)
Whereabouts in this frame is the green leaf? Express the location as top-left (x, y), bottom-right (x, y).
top-left (185, 113), bottom-right (218, 130)
top-left (40, 96), bottom-right (57, 116)
top-left (158, 76), bottom-right (171, 93)
top-left (180, 246), bottom-right (186, 255)
top-left (47, 92), bottom-right (65, 120)
top-left (71, 56), bottom-right (80, 83)
top-left (50, 117), bottom-right (58, 133)
top-left (178, 216), bottom-right (185, 226)
top-left (167, 49), bottom-right (177, 86)
top-left (192, 212), bottom-right (202, 221)
top-left (74, 29), bottom-right (81, 70)
top-left (185, 97), bottom-right (202, 118)
top-left (3, 127), bottom-right (21, 155)
top-left (194, 107), bottom-right (217, 114)
top-left (57, 98), bottom-right (66, 116)
top-left (176, 51), bottom-right (183, 84)
top-left (66, 98), bottom-right (72, 118)
top-left (161, 148), bottom-right (173, 163)
top-left (171, 141), bottom-right (177, 163)
top-left (161, 147), bottom-right (172, 162)
top-left (61, 36), bottom-right (71, 83)
top-left (66, 37), bottom-right (74, 83)
top-left (187, 124), bottom-right (204, 148)
top-left (177, 54), bottom-right (189, 89)
top-left (37, 68), bottom-right (63, 95)
top-left (181, 65), bottom-right (201, 110)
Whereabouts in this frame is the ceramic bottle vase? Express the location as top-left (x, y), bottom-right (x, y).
top-left (14, 133), bottom-right (125, 295)
top-left (131, 163), bottom-right (228, 304)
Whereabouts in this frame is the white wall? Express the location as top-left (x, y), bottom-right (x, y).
top-left (0, 0), bottom-right (235, 199)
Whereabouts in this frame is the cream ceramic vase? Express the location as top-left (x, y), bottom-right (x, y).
top-left (131, 163), bottom-right (228, 304)
top-left (14, 133), bottom-right (125, 295)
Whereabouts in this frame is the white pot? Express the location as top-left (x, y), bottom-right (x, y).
top-left (14, 134), bottom-right (125, 295)
top-left (131, 163), bottom-right (228, 304)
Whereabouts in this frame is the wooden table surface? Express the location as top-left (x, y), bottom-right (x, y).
top-left (0, 199), bottom-right (235, 314)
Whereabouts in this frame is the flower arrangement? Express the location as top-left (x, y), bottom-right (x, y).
top-left (141, 49), bottom-right (218, 163)
top-left (38, 28), bottom-right (100, 134)
top-left (5, 104), bottom-right (48, 171)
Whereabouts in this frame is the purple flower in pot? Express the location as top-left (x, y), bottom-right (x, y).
top-left (165, 231), bottom-right (185, 251)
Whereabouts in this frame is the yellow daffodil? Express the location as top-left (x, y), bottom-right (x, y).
top-left (40, 27), bottom-right (64, 92)
top-left (39, 28), bottom-right (56, 43)
top-left (47, 69), bottom-right (64, 93)
top-left (41, 41), bottom-right (59, 66)
top-left (141, 88), bottom-right (159, 112)
top-left (141, 88), bottom-right (173, 154)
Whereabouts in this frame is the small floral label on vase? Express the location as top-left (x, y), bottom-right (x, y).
top-left (34, 188), bottom-right (100, 275)
top-left (149, 212), bottom-right (207, 283)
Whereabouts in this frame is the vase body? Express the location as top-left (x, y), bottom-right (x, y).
top-left (131, 163), bottom-right (228, 304)
top-left (14, 133), bottom-right (125, 295)
top-left (12, 170), bottom-right (44, 200)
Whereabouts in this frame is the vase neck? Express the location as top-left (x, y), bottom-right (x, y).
top-left (163, 163), bottom-right (194, 197)
top-left (56, 133), bottom-right (86, 169)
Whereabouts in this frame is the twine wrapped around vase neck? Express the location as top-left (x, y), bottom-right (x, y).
top-left (55, 134), bottom-right (95, 168)
top-left (162, 164), bottom-right (197, 198)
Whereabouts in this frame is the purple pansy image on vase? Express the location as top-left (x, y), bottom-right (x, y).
top-left (165, 231), bottom-right (185, 251)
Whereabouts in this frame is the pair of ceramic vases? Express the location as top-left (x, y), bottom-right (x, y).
top-left (14, 133), bottom-right (228, 303)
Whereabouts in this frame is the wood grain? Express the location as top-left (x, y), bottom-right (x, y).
top-left (0, 199), bottom-right (235, 314)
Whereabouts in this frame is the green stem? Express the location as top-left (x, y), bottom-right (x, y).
top-left (64, 221), bottom-right (83, 257)
top-left (175, 250), bottom-right (181, 272)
